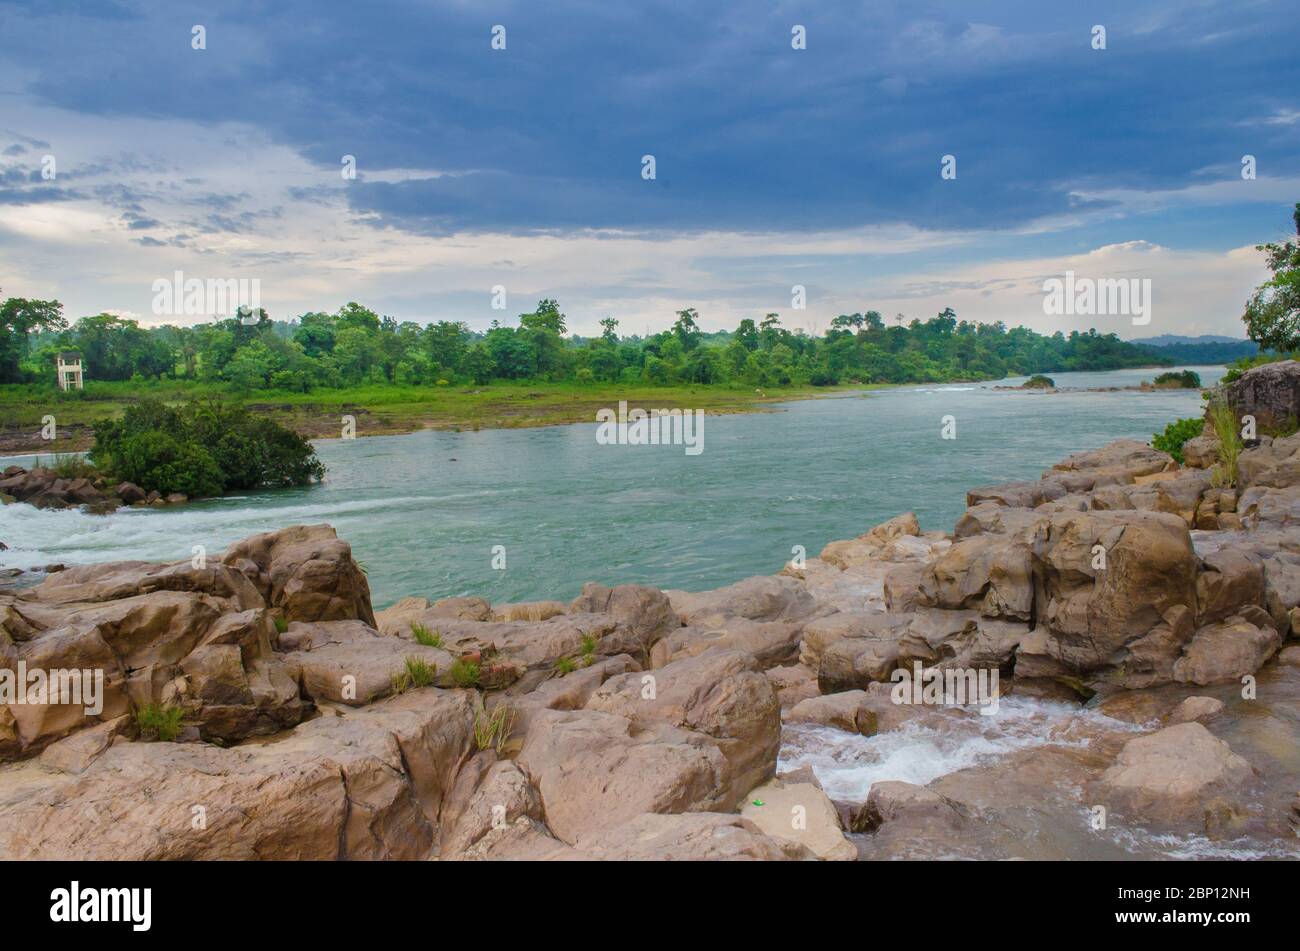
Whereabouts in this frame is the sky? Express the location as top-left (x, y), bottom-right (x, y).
top-left (0, 0), bottom-right (1297, 339)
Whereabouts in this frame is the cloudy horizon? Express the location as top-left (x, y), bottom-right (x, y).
top-left (1, 0), bottom-right (1297, 338)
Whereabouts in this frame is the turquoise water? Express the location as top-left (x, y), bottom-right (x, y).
top-left (1, 366), bottom-right (1222, 607)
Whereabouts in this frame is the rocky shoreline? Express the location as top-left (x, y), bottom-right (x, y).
top-left (1, 365), bottom-right (1298, 861)
top-left (0, 438), bottom-right (1296, 858)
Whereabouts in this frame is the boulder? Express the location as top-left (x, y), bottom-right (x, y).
top-left (1196, 546), bottom-right (1265, 625)
top-left (651, 618), bottom-right (803, 669)
top-left (765, 664), bottom-right (820, 710)
top-left (221, 525), bottom-right (375, 626)
top-left (966, 478), bottom-right (1067, 509)
top-left (438, 751), bottom-right (544, 858)
top-left (569, 582), bottom-right (678, 645)
top-left (114, 482), bottom-right (147, 504)
top-left (585, 649), bottom-right (781, 802)
top-left (514, 708), bottom-right (729, 844)
top-left (738, 779), bottom-right (856, 861)
top-left (861, 780), bottom-right (965, 837)
top-left (1181, 433), bottom-right (1221, 470)
top-left (785, 690), bottom-right (875, 735)
top-left (921, 534), bottom-right (1033, 620)
top-left (1097, 722), bottom-right (1256, 822)
top-left (1219, 359), bottom-right (1300, 434)
top-left (1172, 613), bottom-right (1281, 685)
top-left (1030, 510), bottom-right (1199, 688)
top-left (278, 620), bottom-right (456, 704)
top-left (667, 575), bottom-right (816, 626)
top-left (492, 601), bottom-right (567, 622)
top-left (1168, 696), bottom-right (1225, 724)
top-left (818, 512), bottom-right (920, 568)
top-left (0, 691), bottom-right (475, 859)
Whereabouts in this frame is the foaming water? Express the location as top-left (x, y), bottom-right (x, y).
top-left (778, 697), bottom-right (1137, 801)
top-left (0, 366), bottom-right (1222, 606)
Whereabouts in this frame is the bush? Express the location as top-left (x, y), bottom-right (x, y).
top-left (1152, 416), bottom-right (1204, 464)
top-left (1023, 374), bottom-right (1055, 388)
top-left (1152, 370), bottom-right (1201, 388)
top-left (90, 397), bottom-right (323, 497)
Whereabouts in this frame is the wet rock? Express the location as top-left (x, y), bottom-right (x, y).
top-left (785, 690), bottom-right (876, 735)
top-left (1098, 723), bottom-right (1256, 822)
top-left (1168, 696), bottom-right (1225, 724)
top-left (861, 780), bottom-right (965, 836)
top-left (114, 482), bottom-right (146, 504)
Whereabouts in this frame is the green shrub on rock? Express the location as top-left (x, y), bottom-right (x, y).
top-left (1152, 416), bottom-right (1205, 464)
top-left (90, 397), bottom-right (324, 498)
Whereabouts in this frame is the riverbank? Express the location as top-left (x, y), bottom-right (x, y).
top-left (0, 379), bottom-right (885, 454)
top-left (0, 362), bottom-right (1184, 455)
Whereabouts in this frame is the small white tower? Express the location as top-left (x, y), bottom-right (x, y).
top-left (56, 352), bottom-right (84, 391)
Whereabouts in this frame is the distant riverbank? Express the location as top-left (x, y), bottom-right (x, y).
top-left (0, 367), bottom-right (1182, 455)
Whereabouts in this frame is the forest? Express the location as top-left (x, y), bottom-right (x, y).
top-left (3, 298), bottom-right (1172, 394)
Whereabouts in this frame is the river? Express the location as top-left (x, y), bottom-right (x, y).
top-left (2, 366), bottom-right (1223, 607)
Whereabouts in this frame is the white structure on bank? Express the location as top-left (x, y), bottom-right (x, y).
top-left (56, 352), bottom-right (84, 391)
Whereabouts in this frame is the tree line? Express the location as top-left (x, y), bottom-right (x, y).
top-left (2, 295), bottom-right (1178, 392)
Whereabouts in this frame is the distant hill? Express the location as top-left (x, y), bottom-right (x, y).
top-left (1130, 334), bottom-right (1250, 347)
top-left (1130, 335), bottom-right (1258, 365)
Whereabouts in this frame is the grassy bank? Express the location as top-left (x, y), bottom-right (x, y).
top-left (0, 379), bottom-right (874, 454)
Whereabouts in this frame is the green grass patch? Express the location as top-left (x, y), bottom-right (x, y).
top-left (410, 622), bottom-right (443, 648)
top-left (136, 703), bottom-right (184, 742)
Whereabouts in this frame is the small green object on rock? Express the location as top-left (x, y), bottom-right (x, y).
top-left (752, 799), bottom-right (765, 807)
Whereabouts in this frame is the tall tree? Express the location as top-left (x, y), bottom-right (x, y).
top-left (1242, 202), bottom-right (1300, 352)
top-left (0, 294), bottom-right (66, 383)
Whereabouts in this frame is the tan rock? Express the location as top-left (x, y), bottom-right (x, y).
top-left (569, 582), bottom-right (678, 642)
top-left (1168, 696), bottom-right (1226, 724)
top-left (786, 690), bottom-right (875, 735)
top-left (585, 649), bottom-right (780, 802)
top-left (572, 812), bottom-right (814, 860)
top-left (1173, 614), bottom-right (1280, 685)
top-left (667, 575), bottom-right (816, 626)
top-left (222, 524), bottom-right (374, 626)
top-left (514, 708), bottom-right (729, 844)
top-left (739, 779), bottom-right (855, 861)
top-left (1098, 723), bottom-right (1256, 821)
